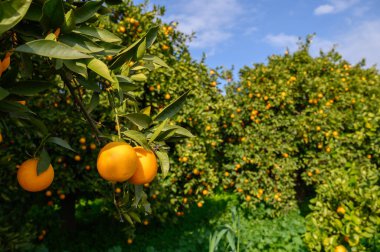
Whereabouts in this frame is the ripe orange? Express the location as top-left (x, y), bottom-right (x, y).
top-left (334, 245), bottom-right (347, 252)
top-left (337, 206), bottom-right (346, 215)
top-left (106, 55), bottom-right (113, 61)
top-left (79, 137), bottom-right (86, 144)
top-left (47, 200), bottom-right (54, 206)
top-left (245, 195), bottom-right (251, 201)
top-left (59, 194), bottom-right (66, 200)
top-left (119, 26), bottom-right (126, 33)
top-left (164, 93), bottom-right (171, 100)
top-left (0, 133), bottom-right (2, 143)
top-left (90, 143), bottom-right (96, 150)
top-left (85, 165), bottom-right (91, 171)
top-left (74, 155), bottom-right (81, 161)
top-left (115, 187), bottom-right (122, 193)
top-left (202, 189), bottom-right (208, 195)
top-left (97, 142), bottom-right (138, 182)
top-left (149, 86), bottom-right (155, 91)
top-left (127, 238), bottom-right (133, 245)
top-left (193, 168), bottom-right (200, 175)
top-left (17, 159), bottom-right (54, 192)
top-left (162, 44), bottom-right (169, 50)
top-left (45, 190), bottom-right (52, 197)
top-left (128, 147), bottom-right (158, 185)
top-left (143, 220), bottom-right (149, 225)
top-left (282, 153), bottom-right (289, 158)
top-left (197, 202), bottom-right (203, 208)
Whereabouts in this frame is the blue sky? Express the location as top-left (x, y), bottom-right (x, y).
top-left (135, 0), bottom-right (380, 79)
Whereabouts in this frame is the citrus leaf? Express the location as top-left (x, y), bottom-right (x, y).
top-left (15, 40), bottom-right (92, 59)
top-left (0, 0), bottom-right (32, 35)
top-left (40, 0), bottom-right (64, 31)
top-left (62, 9), bottom-right (75, 33)
top-left (154, 90), bottom-right (190, 122)
top-left (47, 137), bottom-right (76, 152)
top-left (37, 148), bottom-right (51, 175)
top-left (63, 60), bottom-right (88, 79)
top-left (145, 26), bottom-right (159, 48)
top-left (136, 37), bottom-right (146, 60)
top-left (123, 130), bottom-right (150, 149)
top-left (0, 87), bottom-right (10, 101)
top-left (73, 27), bottom-right (121, 43)
top-left (86, 92), bottom-right (99, 114)
top-left (117, 75), bottom-right (138, 92)
top-left (60, 33), bottom-right (104, 53)
top-left (124, 113), bottom-right (152, 129)
top-left (8, 80), bottom-right (52, 96)
top-left (155, 150), bottom-right (169, 177)
top-left (130, 73), bottom-right (147, 82)
top-left (132, 185), bottom-right (143, 207)
top-left (76, 77), bottom-right (101, 91)
top-left (87, 58), bottom-right (113, 82)
top-left (143, 55), bottom-right (170, 68)
top-left (149, 118), bottom-right (168, 143)
top-left (74, 1), bottom-right (103, 24)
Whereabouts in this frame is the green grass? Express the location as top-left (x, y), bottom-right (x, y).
top-left (36, 194), bottom-right (307, 252)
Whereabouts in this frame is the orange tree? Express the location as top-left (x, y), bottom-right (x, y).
top-left (104, 1), bottom-right (224, 221)
top-left (0, 0), bottom-right (192, 249)
top-left (221, 39), bottom-right (380, 251)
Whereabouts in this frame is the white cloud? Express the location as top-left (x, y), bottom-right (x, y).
top-left (265, 33), bottom-right (299, 52)
top-left (264, 19), bottom-right (380, 68)
top-left (337, 20), bottom-right (380, 67)
top-left (162, 0), bottom-right (243, 49)
top-left (314, 0), bottom-right (360, 15)
top-left (314, 4), bottom-right (335, 15)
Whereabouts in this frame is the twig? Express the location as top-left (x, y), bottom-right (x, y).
top-left (61, 72), bottom-right (102, 143)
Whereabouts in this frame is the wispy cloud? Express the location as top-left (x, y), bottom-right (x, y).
top-left (314, 0), bottom-right (360, 15)
top-left (162, 0), bottom-right (244, 49)
top-left (264, 18), bottom-right (380, 68)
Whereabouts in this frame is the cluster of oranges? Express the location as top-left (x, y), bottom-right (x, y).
top-left (16, 141), bottom-right (158, 192)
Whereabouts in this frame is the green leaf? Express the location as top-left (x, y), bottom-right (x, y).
top-left (40, 0), bottom-right (64, 31)
top-left (15, 40), bottom-right (92, 59)
top-left (8, 80), bottom-right (52, 96)
top-left (63, 60), bottom-right (88, 79)
top-left (130, 73), bottom-right (147, 82)
top-left (136, 37), bottom-right (146, 60)
top-left (62, 9), bottom-right (75, 33)
top-left (74, 1), bottom-right (103, 24)
top-left (37, 148), bottom-right (51, 175)
top-left (59, 33), bottom-right (104, 53)
top-left (155, 150), bottom-right (169, 177)
top-left (0, 100), bottom-right (32, 114)
top-left (87, 58), bottom-right (113, 82)
top-left (122, 213), bottom-right (134, 225)
top-left (86, 92), bottom-right (99, 114)
top-left (123, 130), bottom-right (150, 149)
top-left (154, 90), bottom-right (190, 122)
top-left (73, 27), bottom-right (121, 43)
top-left (76, 77), bottom-right (101, 91)
top-left (145, 26), bottom-right (159, 48)
top-left (128, 211), bottom-right (141, 223)
top-left (149, 118), bottom-right (168, 143)
top-left (124, 113), bottom-right (152, 129)
top-left (47, 137), bottom-right (76, 152)
top-left (143, 55), bottom-right (170, 69)
top-left (24, 2), bottom-right (42, 22)
top-left (132, 185), bottom-right (143, 207)
top-left (0, 0), bottom-right (32, 35)
top-left (141, 106), bottom-right (151, 116)
top-left (117, 75), bottom-right (138, 92)
top-left (105, 0), bottom-right (123, 5)
top-left (0, 87), bottom-right (10, 101)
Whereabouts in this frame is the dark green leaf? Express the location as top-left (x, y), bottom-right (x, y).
top-left (15, 39), bottom-right (92, 59)
top-left (117, 75), bottom-right (138, 92)
top-left (74, 1), bottom-right (103, 24)
top-left (40, 0), bottom-right (64, 31)
top-left (76, 77), bottom-right (101, 91)
top-left (155, 150), bottom-right (169, 177)
top-left (62, 9), bottom-right (75, 33)
top-left (123, 130), bottom-right (150, 149)
top-left (128, 211), bottom-right (141, 223)
top-left (149, 118), bottom-right (168, 143)
top-left (24, 2), bottom-right (42, 21)
top-left (63, 60), bottom-right (88, 79)
top-left (59, 33), bottom-right (104, 53)
top-left (145, 26), bottom-right (159, 48)
top-left (105, 0), bottom-right (123, 5)
top-left (124, 113), bottom-right (152, 129)
top-left (0, 0), bottom-right (32, 35)
top-left (0, 100), bottom-right (32, 114)
top-left (132, 185), bottom-right (143, 207)
top-left (0, 87), bottom-right (10, 101)
top-left (73, 27), bottom-right (121, 43)
top-left (8, 80), bottom-right (52, 96)
top-left (87, 58), bottom-right (113, 82)
top-left (47, 137), bottom-right (76, 152)
top-left (37, 148), bottom-right (51, 175)
top-left (86, 92), bottom-right (99, 114)
top-left (154, 90), bottom-right (190, 122)
top-left (136, 37), bottom-right (146, 60)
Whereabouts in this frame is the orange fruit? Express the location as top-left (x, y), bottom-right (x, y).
top-left (127, 238), bottom-right (133, 245)
top-left (85, 165), bottom-right (91, 171)
top-left (59, 194), bottom-right (66, 200)
top-left (202, 189), bottom-right (208, 195)
top-left (17, 100), bottom-right (26, 105)
top-left (106, 55), bottom-right (113, 61)
top-left (128, 147), bottom-right (158, 185)
top-left (74, 155), bottom-right (81, 161)
top-left (115, 187), bottom-right (122, 193)
top-left (79, 137), bottom-right (86, 144)
top-left (45, 190), bottom-right (52, 197)
top-left (0, 133), bottom-right (3, 143)
top-left (47, 200), bottom-right (54, 206)
top-left (197, 202), bottom-right (203, 208)
top-left (119, 26), bottom-right (126, 33)
top-left (143, 220), bottom-right (149, 225)
top-left (90, 143), bottom-right (96, 150)
top-left (337, 206), bottom-right (346, 215)
top-left (164, 93), bottom-right (171, 100)
top-left (17, 159), bottom-right (54, 192)
top-left (334, 245), bottom-right (347, 252)
top-left (97, 142), bottom-right (138, 182)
